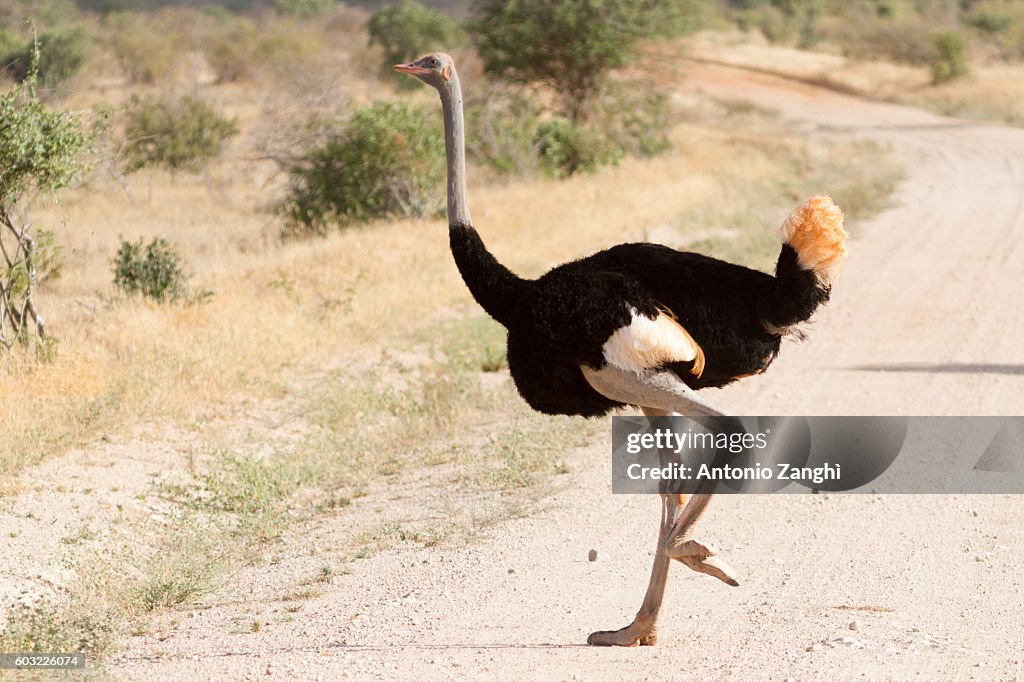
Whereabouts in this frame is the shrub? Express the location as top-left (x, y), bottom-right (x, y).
top-left (534, 118), bottom-right (622, 178)
top-left (108, 12), bottom-right (181, 84)
top-left (201, 15), bottom-right (260, 83)
top-left (471, 0), bottom-right (699, 122)
top-left (733, 0), bottom-right (820, 46)
top-left (967, 9), bottom-right (1013, 35)
top-left (598, 88), bottom-right (673, 158)
top-left (112, 237), bottom-right (188, 302)
top-left (199, 11), bottom-right (317, 83)
top-left (824, 11), bottom-right (938, 66)
top-left (123, 95), bottom-right (238, 173)
top-left (465, 86), bottom-right (543, 175)
top-left (275, 0), bottom-right (335, 18)
top-left (368, 0), bottom-right (463, 85)
top-left (930, 31), bottom-right (970, 84)
top-left (1, 43), bottom-right (96, 353)
top-left (0, 29), bottom-right (20, 60)
top-left (281, 101), bottom-right (445, 237)
top-left (740, 4), bottom-right (793, 43)
top-left (3, 29), bottom-right (91, 91)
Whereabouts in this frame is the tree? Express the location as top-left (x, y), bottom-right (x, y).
top-left (368, 0), bottom-right (463, 86)
top-left (470, 0), bottom-right (701, 122)
top-left (0, 42), bottom-right (97, 354)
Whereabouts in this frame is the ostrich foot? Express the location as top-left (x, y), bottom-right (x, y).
top-left (587, 622), bottom-right (657, 647)
top-left (667, 539), bottom-right (740, 587)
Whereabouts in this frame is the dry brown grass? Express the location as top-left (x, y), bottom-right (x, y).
top-left (685, 31), bottom-right (1024, 127)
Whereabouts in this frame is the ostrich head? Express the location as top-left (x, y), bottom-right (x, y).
top-left (394, 51), bottom-right (470, 226)
top-left (393, 52), bottom-right (456, 89)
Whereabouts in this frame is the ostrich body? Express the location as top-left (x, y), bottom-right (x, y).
top-left (396, 53), bottom-right (847, 647)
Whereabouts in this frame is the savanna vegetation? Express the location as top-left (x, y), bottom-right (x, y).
top-left (6, 0), bottom-right (1020, 670)
top-left (692, 0), bottom-right (1024, 124)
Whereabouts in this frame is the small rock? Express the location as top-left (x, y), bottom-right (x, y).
top-left (849, 620), bottom-right (861, 631)
top-left (805, 644), bottom-right (819, 652)
top-left (826, 636), bottom-right (866, 649)
top-left (508, 568), bottom-right (515, 574)
top-left (588, 549), bottom-right (599, 562)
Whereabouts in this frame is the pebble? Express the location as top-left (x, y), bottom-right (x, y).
top-left (849, 620), bottom-right (861, 631)
top-left (826, 636), bottom-right (866, 649)
top-left (507, 568), bottom-right (515, 574)
top-left (588, 549), bottom-right (599, 562)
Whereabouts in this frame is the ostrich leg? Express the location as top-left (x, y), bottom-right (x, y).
top-left (589, 406), bottom-right (680, 647)
top-left (583, 366), bottom-right (740, 646)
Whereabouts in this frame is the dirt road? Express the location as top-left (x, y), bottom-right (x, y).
top-left (107, 65), bottom-right (1024, 680)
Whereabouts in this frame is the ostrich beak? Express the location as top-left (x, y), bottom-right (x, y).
top-left (394, 62), bottom-right (430, 76)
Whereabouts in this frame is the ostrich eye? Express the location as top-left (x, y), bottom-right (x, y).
top-left (430, 58), bottom-right (439, 67)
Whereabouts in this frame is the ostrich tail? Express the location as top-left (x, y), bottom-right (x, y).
top-left (778, 195), bottom-right (847, 289)
top-left (768, 196), bottom-right (847, 332)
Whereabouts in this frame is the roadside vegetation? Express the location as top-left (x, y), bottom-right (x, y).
top-left (693, 0), bottom-right (1024, 125)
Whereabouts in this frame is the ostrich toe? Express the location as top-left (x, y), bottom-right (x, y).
top-left (587, 623), bottom-right (658, 647)
top-left (667, 539), bottom-right (741, 586)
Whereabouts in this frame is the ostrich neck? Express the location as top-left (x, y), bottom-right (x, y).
top-left (435, 71), bottom-right (527, 328)
top-left (439, 77), bottom-right (472, 227)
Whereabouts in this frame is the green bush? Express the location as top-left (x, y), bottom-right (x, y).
top-left (275, 0), bottom-right (335, 18)
top-left (0, 29), bottom-right (20, 59)
top-left (464, 83), bottom-right (671, 178)
top-left (281, 102), bottom-right (445, 237)
top-left (123, 95), bottom-right (238, 173)
top-left (1, 41), bottom-right (97, 353)
top-left (465, 86), bottom-right (543, 175)
top-left (742, 5), bottom-right (794, 42)
top-left (108, 12), bottom-right (181, 84)
top-left (534, 118), bottom-right (622, 178)
top-left (967, 9), bottom-right (1013, 35)
top-left (201, 15), bottom-right (261, 83)
top-left (598, 88), bottom-right (673, 158)
top-left (471, 0), bottom-right (699, 122)
top-left (112, 237), bottom-right (188, 302)
top-left (198, 11), bottom-right (318, 83)
top-left (931, 31), bottom-right (970, 83)
top-left (824, 10), bottom-right (938, 65)
top-left (733, 0), bottom-right (820, 46)
top-left (368, 0), bottom-right (463, 85)
top-left (3, 29), bottom-right (91, 91)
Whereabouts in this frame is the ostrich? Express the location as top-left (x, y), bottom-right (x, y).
top-left (395, 53), bottom-right (846, 647)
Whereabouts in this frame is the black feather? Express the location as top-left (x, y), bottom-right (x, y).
top-left (449, 224), bottom-right (834, 418)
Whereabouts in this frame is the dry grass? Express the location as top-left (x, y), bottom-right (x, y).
top-left (685, 31), bottom-right (1024, 127)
